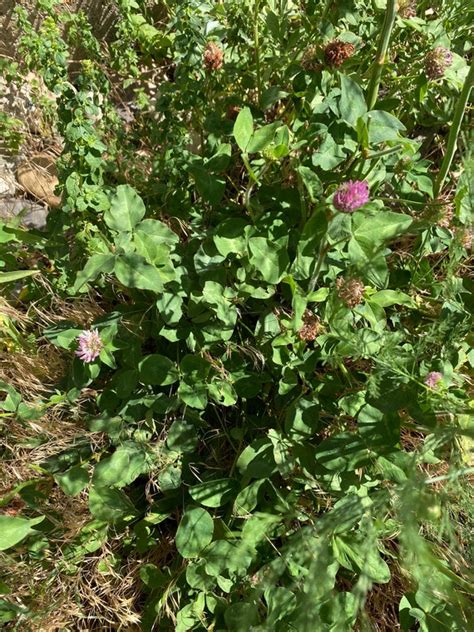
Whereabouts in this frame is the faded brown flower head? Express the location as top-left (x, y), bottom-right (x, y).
top-left (226, 104), bottom-right (241, 120)
top-left (324, 40), bottom-right (355, 68)
top-left (398, 0), bottom-right (417, 18)
top-left (203, 42), bottom-right (224, 71)
top-left (301, 45), bottom-right (321, 72)
top-left (424, 47), bottom-right (453, 80)
top-left (336, 277), bottom-right (365, 308)
top-left (432, 195), bottom-right (454, 229)
top-left (457, 227), bottom-right (472, 250)
top-left (298, 310), bottom-right (321, 341)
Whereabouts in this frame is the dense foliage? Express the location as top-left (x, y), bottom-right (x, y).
top-left (1, 1), bottom-right (473, 630)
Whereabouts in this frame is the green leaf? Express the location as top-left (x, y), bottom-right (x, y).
top-left (175, 506), bottom-right (214, 558)
top-left (0, 269), bottom-right (40, 284)
top-left (55, 464), bottom-right (89, 496)
top-left (334, 535), bottom-right (391, 583)
top-left (156, 292), bottom-right (183, 325)
top-left (89, 486), bottom-right (137, 522)
top-left (292, 209), bottom-right (328, 279)
top-left (247, 122), bottom-right (279, 153)
top-left (189, 479), bottom-right (238, 507)
top-left (312, 133), bottom-right (346, 170)
top-left (178, 381), bottom-right (208, 409)
top-left (369, 290), bottom-right (416, 308)
top-left (204, 539), bottom-right (254, 577)
top-left (73, 254), bottom-right (116, 293)
top-left (186, 559), bottom-right (215, 591)
top-left (352, 211), bottom-right (412, 245)
top-left (340, 74), bottom-right (367, 126)
top-left (365, 110), bottom-right (406, 144)
top-left (233, 107), bottom-right (254, 152)
top-left (224, 603), bottom-right (259, 631)
top-left (43, 322), bottom-right (83, 349)
top-left (297, 166), bottom-right (322, 203)
top-left (135, 219), bottom-right (179, 246)
top-left (0, 515), bottom-right (45, 551)
top-left (114, 254), bottom-right (163, 292)
top-left (166, 419), bottom-right (198, 453)
top-left (213, 218), bottom-right (248, 257)
top-left (237, 439), bottom-right (275, 479)
top-left (92, 442), bottom-right (150, 488)
top-left (139, 563), bottom-right (167, 588)
top-left (104, 184), bottom-right (146, 232)
top-left (189, 164), bottom-right (226, 205)
top-left (248, 237), bottom-right (289, 285)
top-left (234, 479), bottom-right (266, 515)
top-left (139, 354), bottom-right (179, 385)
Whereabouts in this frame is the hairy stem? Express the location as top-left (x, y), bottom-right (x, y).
top-left (434, 62), bottom-right (474, 197)
top-left (366, 0), bottom-right (397, 110)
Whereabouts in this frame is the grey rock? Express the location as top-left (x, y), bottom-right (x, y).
top-left (0, 155), bottom-right (17, 196)
top-left (0, 196), bottom-right (48, 230)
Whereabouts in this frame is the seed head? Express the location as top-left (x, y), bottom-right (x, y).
top-left (424, 371), bottom-right (443, 389)
top-left (398, 0), bottom-right (417, 18)
top-left (76, 329), bottom-right (103, 363)
top-left (333, 180), bottom-right (370, 213)
top-left (336, 277), bottom-right (365, 308)
top-left (424, 47), bottom-right (453, 80)
top-left (457, 227), bottom-right (472, 250)
top-left (429, 195), bottom-right (454, 229)
top-left (298, 310), bottom-right (321, 341)
top-left (300, 45), bottom-right (321, 72)
top-left (226, 104), bottom-right (241, 120)
top-left (324, 40), bottom-right (355, 68)
top-left (203, 42), bottom-right (224, 72)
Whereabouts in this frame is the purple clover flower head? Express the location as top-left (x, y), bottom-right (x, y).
top-left (75, 329), bottom-right (103, 363)
top-left (424, 371), bottom-right (443, 389)
top-left (333, 180), bottom-right (370, 213)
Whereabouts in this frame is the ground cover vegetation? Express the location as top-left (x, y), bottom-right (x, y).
top-left (0, 0), bottom-right (473, 629)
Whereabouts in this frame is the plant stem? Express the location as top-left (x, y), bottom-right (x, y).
top-left (366, 144), bottom-right (402, 160)
top-left (366, 0), bottom-right (397, 111)
top-left (254, 0), bottom-right (262, 105)
top-left (308, 210), bottom-right (336, 292)
top-left (434, 62), bottom-right (474, 197)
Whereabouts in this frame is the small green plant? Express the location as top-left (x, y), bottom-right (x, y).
top-left (1, 1), bottom-right (473, 630)
top-left (0, 113), bottom-right (25, 154)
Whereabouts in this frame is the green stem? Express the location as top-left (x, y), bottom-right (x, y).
top-left (322, 0), bottom-right (333, 20)
top-left (308, 211), bottom-right (338, 292)
top-left (254, 0), bottom-right (262, 105)
top-left (434, 63), bottom-right (474, 197)
top-left (366, 0), bottom-right (397, 110)
top-left (308, 240), bottom-right (330, 293)
top-left (366, 144), bottom-right (402, 160)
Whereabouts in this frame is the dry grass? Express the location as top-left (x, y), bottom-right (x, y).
top-left (360, 561), bottom-right (410, 632)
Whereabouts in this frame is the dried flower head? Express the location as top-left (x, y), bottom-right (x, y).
top-left (457, 227), bottom-right (472, 250)
top-left (324, 40), bottom-right (355, 67)
top-left (226, 104), bottom-right (241, 120)
top-left (298, 310), bottom-right (321, 341)
top-left (424, 47), bottom-right (453, 80)
top-left (336, 277), bottom-right (365, 308)
top-left (333, 180), bottom-right (370, 212)
top-left (431, 194), bottom-right (454, 229)
top-left (398, 0), bottom-right (417, 18)
top-left (300, 45), bottom-right (321, 72)
top-left (424, 371), bottom-right (443, 389)
top-left (76, 329), bottom-right (103, 363)
top-left (203, 42), bottom-right (224, 71)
